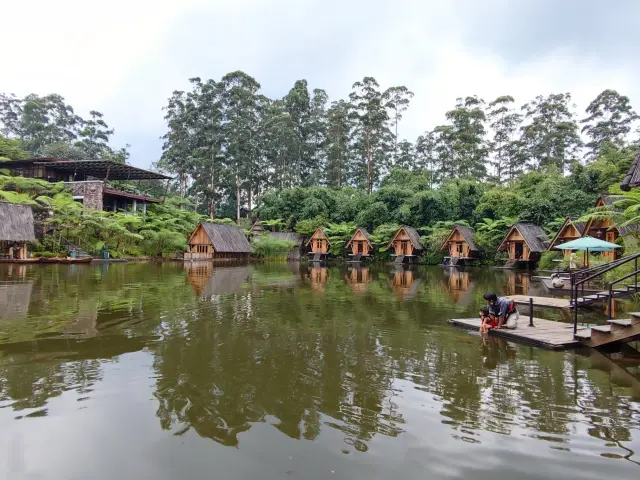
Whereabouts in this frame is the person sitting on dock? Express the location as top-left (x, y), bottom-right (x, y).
top-left (479, 307), bottom-right (497, 333)
top-left (483, 292), bottom-right (518, 330)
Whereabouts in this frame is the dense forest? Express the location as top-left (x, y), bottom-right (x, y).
top-left (1, 73), bottom-right (640, 261)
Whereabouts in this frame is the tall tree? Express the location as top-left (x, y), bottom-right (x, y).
top-left (415, 131), bottom-right (438, 187)
top-left (349, 77), bottom-right (393, 193)
top-left (284, 80), bottom-right (311, 186)
top-left (444, 96), bottom-right (488, 178)
top-left (486, 95), bottom-right (522, 183)
top-left (307, 88), bottom-right (329, 186)
top-left (75, 110), bottom-right (114, 159)
top-left (581, 89), bottom-right (638, 158)
top-left (325, 100), bottom-right (352, 188)
top-left (384, 86), bottom-right (414, 156)
top-left (520, 93), bottom-right (582, 172)
top-left (394, 140), bottom-right (415, 170)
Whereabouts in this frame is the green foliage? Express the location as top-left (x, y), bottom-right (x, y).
top-left (538, 251), bottom-right (562, 270)
top-left (252, 236), bottom-right (296, 260)
top-left (0, 134), bottom-right (29, 160)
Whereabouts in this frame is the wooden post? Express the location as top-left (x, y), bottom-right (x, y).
top-left (529, 297), bottom-right (534, 327)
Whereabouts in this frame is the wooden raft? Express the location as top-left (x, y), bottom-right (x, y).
top-left (505, 294), bottom-right (572, 309)
top-left (448, 318), bottom-right (589, 350)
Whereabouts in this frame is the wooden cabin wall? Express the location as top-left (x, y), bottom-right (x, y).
top-left (309, 230), bottom-right (329, 254)
top-left (391, 230), bottom-right (415, 256)
top-left (505, 229), bottom-right (532, 260)
top-left (447, 230), bottom-right (471, 258)
top-left (588, 217), bottom-right (619, 261)
top-left (350, 231), bottom-right (371, 256)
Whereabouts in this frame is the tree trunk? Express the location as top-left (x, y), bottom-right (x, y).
top-left (209, 199), bottom-right (216, 219)
top-left (235, 174), bottom-right (241, 223)
top-left (367, 144), bottom-right (373, 194)
top-left (247, 187), bottom-right (252, 219)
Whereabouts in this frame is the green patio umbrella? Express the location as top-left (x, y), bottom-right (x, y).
top-left (554, 235), bottom-right (621, 267)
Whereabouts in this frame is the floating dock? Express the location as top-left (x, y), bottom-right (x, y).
top-left (448, 317), bottom-right (589, 350)
top-left (505, 294), bottom-right (572, 309)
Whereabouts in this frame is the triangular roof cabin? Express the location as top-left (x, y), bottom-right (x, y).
top-left (306, 228), bottom-right (330, 254)
top-left (547, 217), bottom-right (587, 250)
top-left (387, 225), bottom-right (422, 257)
top-left (497, 223), bottom-right (549, 261)
top-left (441, 225), bottom-right (478, 258)
top-left (346, 227), bottom-right (373, 256)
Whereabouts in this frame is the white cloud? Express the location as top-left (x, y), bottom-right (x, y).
top-left (2, 0), bottom-right (639, 167)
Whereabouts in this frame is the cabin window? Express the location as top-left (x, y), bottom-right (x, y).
top-left (456, 242), bottom-right (463, 254)
top-left (316, 239), bottom-right (323, 249)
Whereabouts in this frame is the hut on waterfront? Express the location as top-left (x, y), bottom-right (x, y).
top-left (441, 225), bottom-right (479, 266)
top-left (0, 203), bottom-right (36, 260)
top-left (184, 223), bottom-right (251, 261)
top-left (270, 232), bottom-right (304, 261)
top-left (497, 222), bottom-right (549, 269)
top-left (248, 220), bottom-right (266, 242)
top-left (547, 217), bottom-right (587, 258)
top-left (387, 226), bottom-right (423, 263)
top-left (346, 227), bottom-right (372, 261)
top-left (584, 195), bottom-right (630, 261)
top-left (306, 228), bottom-right (330, 261)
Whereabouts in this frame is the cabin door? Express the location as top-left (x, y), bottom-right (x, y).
top-left (401, 241), bottom-right (408, 255)
top-left (514, 242), bottom-right (524, 259)
top-left (357, 241), bottom-right (363, 254)
top-left (456, 242), bottom-right (463, 256)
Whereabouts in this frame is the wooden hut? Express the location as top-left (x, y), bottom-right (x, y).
top-left (345, 267), bottom-right (371, 294)
top-left (441, 225), bottom-right (479, 266)
top-left (442, 269), bottom-right (475, 305)
top-left (547, 217), bottom-right (587, 258)
top-left (390, 267), bottom-right (421, 300)
top-left (309, 266), bottom-right (328, 292)
top-left (346, 227), bottom-right (372, 261)
top-left (585, 195), bottom-right (631, 261)
top-left (620, 151), bottom-right (640, 190)
top-left (0, 203), bottom-right (36, 261)
top-left (387, 226), bottom-right (423, 263)
top-left (497, 222), bottom-right (549, 269)
top-left (306, 228), bottom-right (330, 261)
top-left (184, 223), bottom-right (251, 261)
top-left (248, 220), bottom-right (266, 242)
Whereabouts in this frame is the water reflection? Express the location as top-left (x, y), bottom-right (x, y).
top-left (0, 263), bottom-right (639, 477)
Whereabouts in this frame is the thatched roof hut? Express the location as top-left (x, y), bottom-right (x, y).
top-left (185, 223), bottom-right (251, 260)
top-left (547, 217), bottom-right (587, 250)
top-left (621, 151), bottom-right (640, 191)
top-left (0, 203), bottom-right (36, 242)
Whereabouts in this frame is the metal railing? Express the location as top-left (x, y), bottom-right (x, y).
top-left (570, 253), bottom-right (640, 334)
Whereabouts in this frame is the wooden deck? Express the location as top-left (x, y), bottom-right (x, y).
top-left (505, 294), bottom-right (572, 309)
top-left (448, 317), bottom-right (589, 350)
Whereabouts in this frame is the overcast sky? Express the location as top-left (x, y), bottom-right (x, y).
top-left (3, 0), bottom-right (639, 168)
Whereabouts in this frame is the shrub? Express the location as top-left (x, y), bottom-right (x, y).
top-left (252, 236), bottom-right (296, 260)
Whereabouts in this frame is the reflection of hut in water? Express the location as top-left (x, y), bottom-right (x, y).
top-left (0, 281), bottom-right (33, 320)
top-left (64, 300), bottom-right (99, 337)
top-left (504, 271), bottom-right (531, 296)
top-left (442, 269), bottom-right (475, 305)
top-left (345, 267), bottom-right (371, 294)
top-left (0, 203), bottom-right (36, 260)
top-left (185, 262), bottom-right (250, 297)
top-left (390, 267), bottom-right (421, 300)
top-left (309, 266), bottom-right (328, 292)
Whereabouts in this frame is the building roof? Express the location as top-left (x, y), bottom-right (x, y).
top-left (305, 228), bottom-right (330, 246)
top-left (589, 194), bottom-right (638, 237)
top-left (498, 222), bottom-right (549, 253)
top-left (249, 220), bottom-right (265, 233)
top-left (0, 203), bottom-right (36, 242)
top-left (621, 151), bottom-right (640, 191)
top-left (196, 223), bottom-right (252, 253)
top-left (270, 232), bottom-right (303, 246)
top-left (5, 158), bottom-right (171, 180)
top-left (441, 225), bottom-right (477, 252)
top-left (547, 217), bottom-right (587, 249)
top-left (346, 227), bottom-right (372, 248)
top-left (387, 225), bottom-right (422, 250)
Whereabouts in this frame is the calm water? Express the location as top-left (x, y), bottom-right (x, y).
top-left (0, 262), bottom-right (639, 479)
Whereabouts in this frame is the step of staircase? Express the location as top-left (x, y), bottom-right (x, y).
top-left (575, 330), bottom-right (591, 340)
top-left (591, 325), bottom-right (611, 333)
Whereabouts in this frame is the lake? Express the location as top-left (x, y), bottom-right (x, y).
top-left (0, 262), bottom-right (638, 479)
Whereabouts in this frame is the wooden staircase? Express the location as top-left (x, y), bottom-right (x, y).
top-left (575, 313), bottom-right (640, 347)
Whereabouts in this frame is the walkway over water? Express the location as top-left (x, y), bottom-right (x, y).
top-left (449, 317), bottom-right (588, 350)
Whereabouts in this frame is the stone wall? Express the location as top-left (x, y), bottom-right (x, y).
top-left (65, 181), bottom-right (104, 210)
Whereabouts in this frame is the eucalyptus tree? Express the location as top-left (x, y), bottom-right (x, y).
top-left (581, 89), bottom-right (638, 158)
top-left (383, 86), bottom-right (414, 156)
top-left (349, 77), bottom-right (393, 193)
top-left (486, 95), bottom-right (522, 183)
top-left (520, 93), bottom-right (582, 172)
top-left (444, 96), bottom-right (488, 179)
top-left (325, 100), bottom-right (352, 188)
